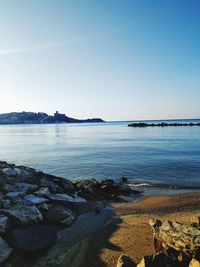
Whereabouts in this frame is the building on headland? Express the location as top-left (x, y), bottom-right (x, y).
top-left (54, 111), bottom-right (66, 121)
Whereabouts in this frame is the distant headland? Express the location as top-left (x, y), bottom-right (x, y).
top-left (0, 111), bottom-right (105, 125)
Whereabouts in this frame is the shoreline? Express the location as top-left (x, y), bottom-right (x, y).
top-left (114, 191), bottom-right (200, 216)
top-left (1, 161), bottom-right (200, 266)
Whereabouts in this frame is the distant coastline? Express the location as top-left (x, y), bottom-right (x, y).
top-left (0, 111), bottom-right (104, 125)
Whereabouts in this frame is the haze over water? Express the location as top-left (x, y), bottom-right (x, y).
top-left (1, 120), bottom-right (200, 185)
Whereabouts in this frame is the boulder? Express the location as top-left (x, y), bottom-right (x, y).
top-left (117, 254), bottom-right (136, 267)
top-left (5, 191), bottom-right (24, 199)
top-left (73, 195), bottom-right (87, 203)
top-left (40, 178), bottom-right (62, 193)
top-left (0, 215), bottom-right (9, 235)
top-left (47, 193), bottom-right (74, 204)
top-left (149, 219), bottom-right (200, 266)
top-left (1, 199), bottom-right (12, 209)
top-left (9, 225), bottom-right (57, 253)
top-left (0, 161), bottom-right (9, 168)
top-left (77, 178), bottom-right (137, 201)
top-left (44, 205), bottom-right (76, 226)
top-left (3, 167), bottom-right (18, 177)
top-left (37, 203), bottom-right (52, 212)
top-left (15, 182), bottom-right (38, 194)
top-left (0, 192), bottom-right (4, 201)
top-left (60, 179), bottom-right (75, 194)
top-left (0, 237), bottom-right (12, 265)
top-left (0, 176), bottom-right (7, 187)
top-left (34, 187), bottom-right (50, 197)
top-left (17, 168), bottom-right (38, 184)
top-left (0, 205), bottom-right (43, 226)
top-left (24, 194), bottom-right (48, 205)
top-left (49, 176), bottom-right (75, 194)
top-left (2, 184), bottom-right (14, 193)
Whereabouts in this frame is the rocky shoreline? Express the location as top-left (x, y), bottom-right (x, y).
top-left (0, 161), bottom-right (141, 267)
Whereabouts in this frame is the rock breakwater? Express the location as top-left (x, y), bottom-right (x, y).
top-left (0, 161), bottom-right (140, 266)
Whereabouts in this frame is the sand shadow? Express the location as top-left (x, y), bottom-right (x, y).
top-left (82, 217), bottom-right (123, 267)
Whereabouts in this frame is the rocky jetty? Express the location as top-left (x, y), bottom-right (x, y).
top-left (0, 161), bottom-right (139, 266)
top-left (128, 122), bottom-right (200, 127)
top-left (117, 219), bottom-right (200, 267)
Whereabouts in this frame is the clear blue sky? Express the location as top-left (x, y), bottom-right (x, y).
top-left (0, 0), bottom-right (199, 120)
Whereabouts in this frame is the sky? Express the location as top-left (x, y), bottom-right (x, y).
top-left (0, 0), bottom-right (199, 121)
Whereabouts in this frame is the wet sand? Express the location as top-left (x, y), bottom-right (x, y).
top-left (84, 192), bottom-right (200, 267)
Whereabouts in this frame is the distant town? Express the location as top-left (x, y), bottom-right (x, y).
top-left (0, 111), bottom-right (104, 124)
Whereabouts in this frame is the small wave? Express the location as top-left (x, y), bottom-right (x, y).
top-left (128, 183), bottom-right (151, 187)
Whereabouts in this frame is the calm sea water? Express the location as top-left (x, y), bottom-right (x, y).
top-left (0, 120), bottom-right (200, 185)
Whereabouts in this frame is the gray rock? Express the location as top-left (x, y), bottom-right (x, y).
top-left (0, 192), bottom-right (4, 201)
top-left (0, 237), bottom-right (12, 265)
top-left (9, 225), bottom-right (57, 252)
top-left (4, 176), bottom-right (16, 185)
top-left (0, 215), bottom-right (9, 235)
top-left (60, 179), bottom-right (75, 194)
top-left (2, 184), bottom-right (14, 193)
top-left (17, 168), bottom-right (38, 184)
top-left (149, 219), bottom-right (200, 266)
top-left (45, 205), bottom-right (76, 226)
top-left (38, 203), bottom-right (52, 212)
top-left (34, 187), bottom-right (50, 197)
top-left (40, 178), bottom-right (62, 193)
top-left (0, 205), bottom-right (43, 226)
top-left (0, 161), bottom-right (9, 168)
top-left (1, 199), bottom-right (12, 209)
top-left (73, 195), bottom-right (87, 203)
top-left (15, 182), bottom-right (38, 194)
top-left (3, 168), bottom-right (18, 177)
top-left (0, 176), bottom-right (6, 187)
top-left (47, 193), bottom-right (74, 204)
top-left (17, 168), bottom-right (32, 179)
top-left (6, 192), bottom-right (24, 199)
top-left (12, 198), bottom-right (27, 206)
top-left (24, 194), bottom-right (48, 205)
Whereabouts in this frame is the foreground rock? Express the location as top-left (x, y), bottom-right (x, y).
top-left (44, 205), bottom-right (76, 226)
top-left (149, 219), bottom-right (200, 266)
top-left (117, 218), bottom-right (200, 267)
top-left (0, 206), bottom-right (43, 226)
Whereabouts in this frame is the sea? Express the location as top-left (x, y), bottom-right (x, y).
top-left (0, 119), bottom-right (200, 188)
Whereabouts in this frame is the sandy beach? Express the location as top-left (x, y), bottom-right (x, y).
top-left (84, 192), bottom-right (200, 267)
